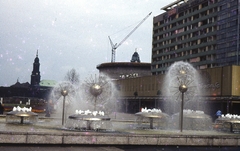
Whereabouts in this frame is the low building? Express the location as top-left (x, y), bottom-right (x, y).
top-left (115, 65), bottom-right (240, 117)
top-left (0, 52), bottom-right (56, 112)
top-left (97, 62), bottom-right (151, 80)
top-left (97, 51), bottom-right (151, 80)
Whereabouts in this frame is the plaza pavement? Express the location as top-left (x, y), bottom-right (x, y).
top-left (0, 112), bottom-right (239, 147)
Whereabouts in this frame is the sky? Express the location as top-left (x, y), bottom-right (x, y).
top-left (0, 0), bottom-right (175, 86)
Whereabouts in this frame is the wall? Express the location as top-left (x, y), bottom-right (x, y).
top-left (116, 65), bottom-right (240, 97)
top-left (231, 66), bottom-right (240, 96)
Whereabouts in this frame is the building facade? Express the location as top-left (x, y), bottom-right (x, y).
top-left (151, 0), bottom-right (240, 75)
top-left (97, 62), bottom-right (151, 80)
top-left (113, 0), bottom-right (240, 116)
top-left (116, 65), bottom-right (240, 117)
top-left (0, 51), bottom-right (55, 112)
top-left (97, 51), bottom-right (151, 80)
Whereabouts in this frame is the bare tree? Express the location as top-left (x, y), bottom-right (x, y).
top-left (64, 68), bottom-right (80, 85)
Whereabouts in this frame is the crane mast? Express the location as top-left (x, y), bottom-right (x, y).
top-left (109, 12), bottom-right (152, 62)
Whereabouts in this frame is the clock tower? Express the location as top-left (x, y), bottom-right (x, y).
top-left (31, 50), bottom-right (41, 86)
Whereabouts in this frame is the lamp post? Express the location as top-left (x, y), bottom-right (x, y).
top-left (61, 90), bottom-right (68, 126)
top-left (179, 84), bottom-right (188, 132)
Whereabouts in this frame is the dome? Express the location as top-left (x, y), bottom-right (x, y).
top-left (131, 51), bottom-right (140, 63)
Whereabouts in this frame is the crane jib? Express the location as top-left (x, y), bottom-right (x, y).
top-left (109, 12), bottom-right (152, 62)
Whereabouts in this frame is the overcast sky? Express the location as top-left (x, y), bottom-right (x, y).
top-left (0, 0), bottom-right (175, 86)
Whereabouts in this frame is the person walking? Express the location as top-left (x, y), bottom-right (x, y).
top-left (216, 110), bottom-right (222, 118)
top-left (0, 103), bottom-right (4, 114)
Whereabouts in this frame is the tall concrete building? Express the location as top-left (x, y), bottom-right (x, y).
top-left (152, 0), bottom-right (240, 75)
top-left (113, 0), bottom-right (240, 115)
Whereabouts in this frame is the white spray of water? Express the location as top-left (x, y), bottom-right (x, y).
top-left (49, 74), bottom-right (120, 118)
top-left (162, 61), bottom-right (203, 114)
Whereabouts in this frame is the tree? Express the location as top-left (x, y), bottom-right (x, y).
top-left (64, 68), bottom-right (80, 85)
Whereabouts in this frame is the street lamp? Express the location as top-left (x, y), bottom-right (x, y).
top-left (61, 90), bottom-right (68, 126)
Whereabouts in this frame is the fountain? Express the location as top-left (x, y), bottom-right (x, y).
top-left (50, 81), bottom-right (76, 125)
top-left (163, 61), bottom-right (212, 131)
top-left (214, 113), bottom-right (240, 133)
top-left (68, 109), bottom-right (111, 131)
top-left (51, 75), bottom-right (118, 131)
top-left (170, 109), bottom-right (212, 130)
top-left (6, 106), bottom-right (38, 124)
top-left (135, 107), bottom-right (169, 129)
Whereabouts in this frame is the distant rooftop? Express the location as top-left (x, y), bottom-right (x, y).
top-left (39, 80), bottom-right (57, 87)
top-left (161, 0), bottom-right (187, 11)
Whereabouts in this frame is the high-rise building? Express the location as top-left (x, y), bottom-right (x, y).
top-left (151, 0), bottom-right (240, 75)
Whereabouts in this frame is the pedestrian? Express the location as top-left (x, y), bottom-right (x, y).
top-left (45, 100), bottom-right (53, 117)
top-left (216, 110), bottom-right (222, 118)
top-left (0, 103), bottom-right (4, 114)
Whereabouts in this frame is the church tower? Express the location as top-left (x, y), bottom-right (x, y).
top-left (31, 50), bottom-right (41, 86)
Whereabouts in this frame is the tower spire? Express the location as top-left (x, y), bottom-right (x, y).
top-left (31, 50), bottom-right (41, 86)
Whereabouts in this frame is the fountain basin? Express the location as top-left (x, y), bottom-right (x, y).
top-left (135, 112), bottom-right (170, 129)
top-left (69, 114), bottom-right (110, 121)
top-left (6, 111), bottom-right (38, 124)
top-left (66, 114), bottom-right (112, 131)
top-left (170, 112), bottom-right (212, 131)
top-left (215, 117), bottom-right (240, 133)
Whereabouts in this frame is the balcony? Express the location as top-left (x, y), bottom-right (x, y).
top-left (153, 3), bottom-right (218, 30)
top-left (151, 67), bottom-right (168, 73)
top-left (152, 34), bottom-right (217, 56)
top-left (152, 22), bottom-right (217, 45)
top-left (192, 60), bottom-right (217, 66)
top-left (152, 48), bottom-right (216, 65)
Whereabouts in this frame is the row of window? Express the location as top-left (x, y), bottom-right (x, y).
top-left (152, 58), bottom-right (217, 72)
top-left (154, 15), bottom-right (217, 36)
top-left (152, 0), bottom-right (239, 74)
top-left (153, 32), bottom-right (216, 50)
top-left (121, 83), bottom-right (160, 92)
top-left (218, 20), bottom-right (238, 31)
top-left (219, 0), bottom-right (238, 11)
top-left (217, 40), bottom-right (237, 49)
top-left (154, 1), bottom-right (218, 27)
top-left (153, 44), bottom-right (216, 59)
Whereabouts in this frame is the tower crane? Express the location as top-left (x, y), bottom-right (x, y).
top-left (109, 12), bottom-right (152, 62)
